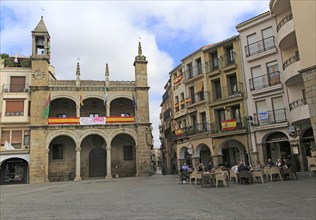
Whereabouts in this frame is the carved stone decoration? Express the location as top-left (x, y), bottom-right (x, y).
top-left (32, 68), bottom-right (45, 80)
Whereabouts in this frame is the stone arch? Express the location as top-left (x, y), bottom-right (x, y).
top-left (109, 94), bottom-right (132, 104)
top-left (193, 143), bottom-right (211, 168)
top-left (217, 139), bottom-right (247, 167)
top-left (108, 129), bottom-right (137, 144)
top-left (178, 146), bottom-right (187, 160)
top-left (0, 157), bottom-right (29, 184)
top-left (47, 130), bottom-right (78, 149)
top-left (79, 129), bottom-right (109, 146)
top-left (51, 94), bottom-right (78, 103)
top-left (193, 143), bottom-right (211, 158)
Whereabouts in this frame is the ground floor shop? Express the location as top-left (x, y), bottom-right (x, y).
top-left (0, 156), bottom-right (29, 185)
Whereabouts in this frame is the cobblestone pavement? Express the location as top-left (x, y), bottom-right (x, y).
top-left (0, 173), bottom-right (315, 220)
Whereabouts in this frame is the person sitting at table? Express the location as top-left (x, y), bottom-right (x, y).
top-left (266, 158), bottom-right (274, 168)
top-left (198, 163), bottom-right (205, 172)
top-left (207, 161), bottom-right (213, 171)
top-left (179, 163), bottom-right (190, 183)
top-left (275, 158), bottom-right (283, 168)
top-left (238, 162), bottom-right (250, 184)
top-left (251, 160), bottom-right (262, 171)
top-left (231, 161), bottom-right (240, 173)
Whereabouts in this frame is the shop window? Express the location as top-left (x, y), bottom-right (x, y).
top-left (123, 146), bottom-right (133, 160)
top-left (53, 144), bottom-right (64, 160)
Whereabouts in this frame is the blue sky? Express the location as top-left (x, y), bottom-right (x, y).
top-left (0, 0), bottom-right (269, 147)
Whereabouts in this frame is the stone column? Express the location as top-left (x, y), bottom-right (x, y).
top-left (106, 104), bottom-right (110, 117)
top-left (74, 147), bottom-right (82, 181)
top-left (76, 104), bottom-right (80, 117)
top-left (106, 146), bottom-right (112, 179)
top-left (45, 148), bottom-right (50, 182)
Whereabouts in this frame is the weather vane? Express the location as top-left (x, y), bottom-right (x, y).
top-left (41, 7), bottom-right (45, 17)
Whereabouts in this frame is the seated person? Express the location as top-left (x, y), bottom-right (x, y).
top-left (275, 158), bottom-right (283, 168)
top-left (266, 158), bottom-right (274, 168)
top-left (179, 163), bottom-right (190, 183)
top-left (198, 163), bottom-right (205, 172)
top-left (231, 161), bottom-right (240, 173)
top-left (252, 160), bottom-right (262, 171)
top-left (207, 162), bottom-right (213, 171)
top-left (238, 162), bottom-right (249, 172)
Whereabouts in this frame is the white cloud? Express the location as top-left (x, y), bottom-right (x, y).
top-left (1, 0), bottom-right (269, 147)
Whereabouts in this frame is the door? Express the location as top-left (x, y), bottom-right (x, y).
top-left (89, 147), bottom-right (106, 177)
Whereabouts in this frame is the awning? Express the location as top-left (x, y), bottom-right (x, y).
top-left (195, 81), bottom-right (203, 93)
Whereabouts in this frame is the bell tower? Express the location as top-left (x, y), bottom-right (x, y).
top-left (31, 16), bottom-right (50, 87)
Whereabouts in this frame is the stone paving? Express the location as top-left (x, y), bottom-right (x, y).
top-left (0, 173), bottom-right (315, 220)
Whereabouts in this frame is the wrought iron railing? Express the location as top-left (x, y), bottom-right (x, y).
top-left (277, 13), bottom-right (293, 32)
top-left (283, 52), bottom-right (300, 70)
top-left (254, 108), bottom-right (287, 126)
top-left (183, 63), bottom-right (205, 82)
top-left (2, 84), bottom-right (30, 93)
top-left (289, 98), bottom-right (306, 111)
top-left (245, 36), bottom-right (276, 57)
top-left (210, 82), bottom-right (243, 103)
top-left (249, 71), bottom-right (281, 91)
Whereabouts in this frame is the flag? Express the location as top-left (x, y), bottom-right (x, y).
top-left (43, 93), bottom-right (50, 118)
top-left (132, 92), bottom-right (137, 112)
top-left (104, 86), bottom-right (108, 106)
top-left (80, 90), bottom-right (84, 106)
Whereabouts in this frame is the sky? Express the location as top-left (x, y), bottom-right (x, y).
top-left (0, 0), bottom-right (269, 147)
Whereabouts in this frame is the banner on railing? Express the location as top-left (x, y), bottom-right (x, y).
top-left (258, 112), bottom-right (269, 121)
top-left (221, 119), bottom-right (236, 131)
top-left (106, 116), bottom-right (135, 123)
top-left (175, 129), bottom-right (183, 136)
top-left (48, 117), bottom-right (80, 124)
top-left (80, 117), bottom-right (106, 125)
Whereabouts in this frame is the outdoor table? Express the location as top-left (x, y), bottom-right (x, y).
top-left (201, 172), bottom-right (216, 187)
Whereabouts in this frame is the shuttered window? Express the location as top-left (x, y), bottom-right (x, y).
top-left (1, 131), bottom-right (10, 145)
top-left (10, 76), bottom-right (26, 92)
top-left (5, 100), bottom-right (24, 116)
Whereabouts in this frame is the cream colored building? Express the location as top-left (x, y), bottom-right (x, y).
top-left (0, 17), bottom-right (153, 184)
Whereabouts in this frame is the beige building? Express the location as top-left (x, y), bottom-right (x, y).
top-left (0, 17), bottom-right (153, 184)
top-left (203, 36), bottom-right (249, 167)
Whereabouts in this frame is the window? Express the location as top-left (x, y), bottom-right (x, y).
top-left (251, 66), bottom-right (264, 90)
top-left (267, 61), bottom-right (280, 86)
top-left (189, 86), bottom-right (195, 104)
top-left (10, 76), bottom-right (26, 92)
top-left (228, 75), bottom-right (238, 95)
top-left (175, 96), bottom-right (179, 111)
top-left (262, 27), bottom-right (274, 49)
top-left (191, 114), bottom-right (197, 130)
top-left (11, 130), bottom-right (22, 149)
top-left (246, 33), bottom-right (258, 56)
top-left (1, 131), bottom-right (10, 145)
top-left (216, 109), bottom-right (226, 130)
top-left (211, 52), bottom-right (219, 70)
top-left (195, 81), bottom-right (204, 101)
top-left (200, 112), bottom-right (207, 130)
top-left (5, 100), bottom-right (24, 116)
top-left (53, 144), bottom-right (64, 160)
top-left (90, 113), bottom-right (99, 117)
top-left (24, 130), bottom-right (30, 145)
top-left (124, 146), bottom-right (133, 160)
top-left (272, 97), bottom-right (285, 122)
top-left (120, 113), bottom-right (130, 117)
top-left (226, 45), bottom-right (234, 65)
top-left (187, 63), bottom-right (193, 78)
top-left (196, 58), bottom-right (202, 74)
top-left (180, 93), bottom-right (185, 109)
top-left (213, 79), bottom-right (222, 100)
top-left (256, 100), bottom-right (268, 125)
top-left (231, 105), bottom-right (241, 127)
top-left (57, 114), bottom-right (67, 118)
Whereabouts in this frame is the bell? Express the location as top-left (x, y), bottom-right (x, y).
top-left (36, 37), bottom-right (44, 49)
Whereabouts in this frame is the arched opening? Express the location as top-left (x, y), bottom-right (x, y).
top-left (50, 98), bottom-right (76, 118)
top-left (81, 134), bottom-right (106, 179)
top-left (0, 158), bottom-right (28, 185)
top-left (220, 140), bottom-right (247, 167)
top-left (48, 135), bottom-right (76, 182)
top-left (89, 147), bottom-right (106, 177)
top-left (301, 128), bottom-right (315, 170)
top-left (80, 98), bottom-right (106, 117)
top-left (110, 98), bottom-right (135, 116)
top-left (264, 132), bottom-right (290, 164)
top-left (111, 134), bottom-right (136, 177)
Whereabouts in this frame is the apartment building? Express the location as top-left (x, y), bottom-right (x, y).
top-left (236, 12), bottom-right (292, 167)
top-left (0, 17), bottom-right (153, 184)
top-left (269, 0), bottom-right (316, 171)
top-left (170, 47), bottom-right (212, 170)
top-left (203, 36), bottom-right (249, 167)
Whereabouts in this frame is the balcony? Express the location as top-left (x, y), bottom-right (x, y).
top-left (249, 71), bottom-right (282, 92)
top-left (282, 52), bottom-right (301, 86)
top-left (245, 36), bottom-right (276, 59)
top-left (173, 123), bottom-right (211, 141)
top-left (289, 98), bottom-right (306, 111)
top-left (205, 60), bottom-right (220, 76)
top-left (2, 84), bottom-right (30, 93)
top-left (183, 63), bottom-right (204, 83)
top-left (254, 108), bottom-right (287, 126)
top-left (186, 93), bottom-right (205, 108)
top-left (277, 13), bottom-right (293, 32)
top-left (221, 53), bottom-right (236, 72)
top-left (48, 116), bottom-right (135, 125)
top-left (209, 82), bottom-right (243, 106)
top-left (277, 18), bottom-right (296, 50)
top-left (210, 118), bottom-right (247, 135)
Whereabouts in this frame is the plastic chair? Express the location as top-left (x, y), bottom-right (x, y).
top-left (269, 167), bottom-right (283, 181)
top-left (307, 157), bottom-right (316, 177)
top-left (215, 171), bottom-right (229, 187)
top-left (229, 170), bottom-right (238, 184)
top-left (252, 170), bottom-right (264, 184)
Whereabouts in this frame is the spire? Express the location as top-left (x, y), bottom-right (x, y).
top-left (76, 62), bottom-right (81, 87)
top-left (134, 42), bottom-right (147, 64)
top-left (33, 16), bottom-right (49, 35)
top-left (105, 63), bottom-right (109, 85)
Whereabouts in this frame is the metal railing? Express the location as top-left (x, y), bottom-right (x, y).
top-left (183, 63), bottom-right (205, 82)
top-left (186, 92), bottom-right (205, 106)
top-left (209, 82), bottom-right (243, 103)
top-left (210, 117), bottom-right (247, 134)
top-left (245, 36), bottom-right (276, 57)
top-left (174, 123), bottom-right (211, 139)
top-left (249, 71), bottom-right (281, 91)
top-left (2, 84), bottom-right (30, 93)
top-left (221, 53), bottom-right (235, 68)
top-left (205, 59), bottom-right (220, 73)
top-left (277, 13), bottom-right (293, 32)
top-left (254, 108), bottom-right (287, 126)
top-left (289, 98), bottom-right (306, 111)
top-left (283, 52), bottom-right (300, 70)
